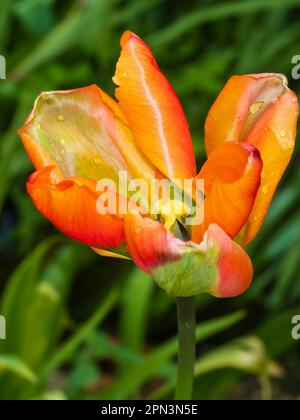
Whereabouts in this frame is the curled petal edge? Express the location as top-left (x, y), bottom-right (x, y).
top-left (125, 213), bottom-right (253, 297)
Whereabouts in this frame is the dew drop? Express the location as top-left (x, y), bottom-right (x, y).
top-left (57, 114), bottom-right (65, 122)
top-left (94, 157), bottom-right (101, 164)
top-left (122, 72), bottom-right (127, 77)
top-left (250, 101), bottom-right (263, 114)
top-left (280, 129), bottom-right (286, 137)
top-left (262, 185), bottom-right (269, 194)
top-left (272, 96), bottom-right (279, 104)
top-left (261, 170), bottom-right (266, 179)
top-left (291, 96), bottom-right (297, 103)
top-left (288, 140), bottom-right (294, 149)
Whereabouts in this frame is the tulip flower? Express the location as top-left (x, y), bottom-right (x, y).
top-left (19, 31), bottom-right (298, 400)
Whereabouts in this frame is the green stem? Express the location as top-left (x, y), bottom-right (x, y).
top-left (175, 296), bottom-right (196, 400)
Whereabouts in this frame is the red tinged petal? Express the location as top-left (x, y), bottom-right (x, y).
top-left (27, 166), bottom-right (125, 249)
top-left (124, 212), bottom-right (180, 274)
top-left (206, 225), bottom-right (253, 298)
top-left (19, 85), bottom-right (156, 184)
top-left (205, 73), bottom-right (298, 245)
top-left (192, 142), bottom-right (262, 244)
top-left (113, 31), bottom-right (196, 180)
top-left (125, 213), bottom-right (253, 298)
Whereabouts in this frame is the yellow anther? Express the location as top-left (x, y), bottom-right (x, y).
top-left (153, 199), bottom-right (190, 229)
top-left (161, 200), bottom-right (190, 216)
top-left (163, 214), bottom-right (177, 230)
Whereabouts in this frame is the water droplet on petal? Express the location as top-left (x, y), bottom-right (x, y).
top-left (291, 96), bottom-right (297, 103)
top-left (261, 170), bottom-right (266, 178)
top-left (272, 96), bottom-right (279, 104)
top-left (57, 114), bottom-right (65, 122)
top-left (288, 140), bottom-right (294, 149)
top-left (94, 157), bottom-right (101, 164)
top-left (280, 129), bottom-right (286, 137)
top-left (262, 185), bottom-right (269, 194)
top-left (250, 101), bottom-right (263, 114)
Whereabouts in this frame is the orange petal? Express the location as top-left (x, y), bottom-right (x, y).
top-left (27, 166), bottom-right (125, 249)
top-left (113, 31), bottom-right (196, 180)
top-left (205, 73), bottom-right (298, 245)
top-left (192, 142), bottom-right (262, 244)
top-left (19, 85), bottom-right (156, 184)
top-left (125, 213), bottom-right (253, 297)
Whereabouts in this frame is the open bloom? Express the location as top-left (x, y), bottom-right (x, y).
top-left (19, 31), bottom-right (298, 298)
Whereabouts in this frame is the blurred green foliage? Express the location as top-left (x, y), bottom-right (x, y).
top-left (0, 0), bottom-right (300, 400)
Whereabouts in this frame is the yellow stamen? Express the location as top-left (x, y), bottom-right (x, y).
top-left (154, 199), bottom-right (190, 230)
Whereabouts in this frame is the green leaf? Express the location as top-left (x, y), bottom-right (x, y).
top-left (0, 236), bottom-right (63, 354)
top-left (0, 354), bottom-right (36, 383)
top-left (66, 358), bottom-right (99, 395)
top-left (256, 305), bottom-right (300, 357)
top-left (193, 304), bottom-right (300, 400)
top-left (0, 90), bottom-right (37, 211)
top-left (148, 0), bottom-right (300, 47)
top-left (0, 0), bottom-right (12, 50)
top-left (149, 336), bottom-right (281, 399)
top-left (14, 0), bottom-right (55, 35)
top-left (87, 331), bottom-right (142, 365)
top-left (119, 268), bottom-right (153, 351)
top-left (36, 390), bottom-right (68, 400)
top-left (100, 310), bottom-right (245, 399)
top-left (38, 287), bottom-right (119, 382)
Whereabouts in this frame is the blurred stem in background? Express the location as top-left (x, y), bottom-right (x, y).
top-left (175, 297), bottom-right (196, 400)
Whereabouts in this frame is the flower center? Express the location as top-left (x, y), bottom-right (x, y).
top-left (154, 199), bottom-right (190, 230)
